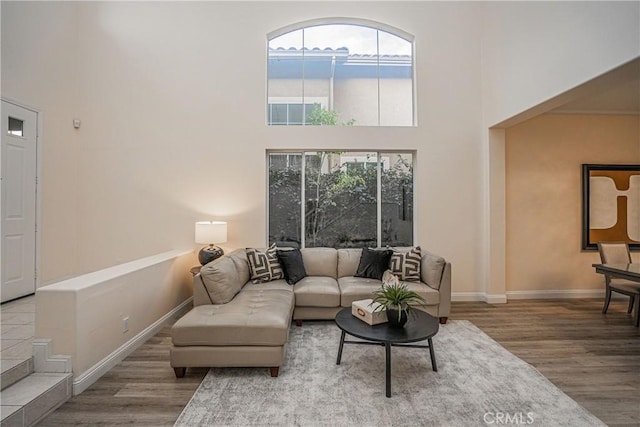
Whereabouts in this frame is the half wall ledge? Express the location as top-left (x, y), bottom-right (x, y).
top-left (35, 249), bottom-right (196, 395)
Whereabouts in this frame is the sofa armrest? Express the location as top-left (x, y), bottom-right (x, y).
top-left (193, 274), bottom-right (213, 306)
top-left (436, 262), bottom-right (451, 319)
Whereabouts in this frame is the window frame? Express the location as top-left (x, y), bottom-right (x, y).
top-left (266, 18), bottom-right (417, 127)
top-left (266, 149), bottom-right (417, 248)
top-left (267, 97), bottom-right (328, 125)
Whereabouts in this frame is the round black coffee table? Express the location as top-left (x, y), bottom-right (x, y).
top-left (335, 307), bottom-right (439, 398)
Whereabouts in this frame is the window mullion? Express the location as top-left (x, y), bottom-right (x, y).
top-left (377, 152), bottom-right (382, 248)
top-left (376, 30), bottom-right (381, 126)
top-left (301, 29), bottom-right (305, 125)
top-left (301, 152), bottom-right (306, 248)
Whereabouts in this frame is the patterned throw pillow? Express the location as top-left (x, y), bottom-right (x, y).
top-left (246, 244), bottom-right (284, 283)
top-left (389, 246), bottom-right (422, 281)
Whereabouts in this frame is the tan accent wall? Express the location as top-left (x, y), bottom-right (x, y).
top-left (505, 114), bottom-right (640, 293)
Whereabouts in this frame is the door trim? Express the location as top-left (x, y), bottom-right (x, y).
top-left (2, 97), bottom-right (43, 291)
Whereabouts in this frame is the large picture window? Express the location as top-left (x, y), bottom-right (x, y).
top-left (268, 151), bottom-right (414, 248)
top-left (267, 20), bottom-right (414, 126)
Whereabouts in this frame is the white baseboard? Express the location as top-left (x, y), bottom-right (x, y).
top-left (453, 290), bottom-right (608, 303)
top-left (451, 292), bottom-right (487, 302)
top-left (486, 294), bottom-right (508, 304)
top-left (72, 297), bottom-right (193, 395)
top-left (451, 292), bottom-right (507, 303)
top-left (506, 289), bottom-right (606, 299)
top-left (33, 338), bottom-right (72, 373)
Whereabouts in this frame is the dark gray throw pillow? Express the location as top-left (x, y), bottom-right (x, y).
top-left (277, 248), bottom-right (307, 285)
top-left (354, 247), bottom-right (393, 280)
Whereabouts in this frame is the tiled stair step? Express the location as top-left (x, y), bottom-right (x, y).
top-left (0, 359), bottom-right (33, 392)
top-left (0, 373), bottom-right (72, 427)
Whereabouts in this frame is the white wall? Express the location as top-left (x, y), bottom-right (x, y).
top-left (3, 1), bottom-right (637, 301)
top-left (3, 1), bottom-right (485, 293)
top-left (480, 1), bottom-right (640, 301)
top-left (1, 1), bottom-right (80, 283)
top-left (36, 250), bottom-right (195, 394)
top-left (481, 1), bottom-right (640, 127)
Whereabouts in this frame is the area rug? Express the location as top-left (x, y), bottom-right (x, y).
top-left (174, 320), bottom-right (604, 426)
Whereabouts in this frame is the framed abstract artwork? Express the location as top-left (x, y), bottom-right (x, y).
top-left (582, 164), bottom-right (640, 250)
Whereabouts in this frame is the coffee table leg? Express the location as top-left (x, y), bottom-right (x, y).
top-left (385, 342), bottom-right (391, 398)
top-left (337, 330), bottom-right (346, 365)
top-left (428, 337), bottom-right (438, 372)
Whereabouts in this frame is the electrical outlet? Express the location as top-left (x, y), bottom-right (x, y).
top-left (122, 316), bottom-right (129, 333)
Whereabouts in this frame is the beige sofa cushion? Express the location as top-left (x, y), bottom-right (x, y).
top-left (294, 276), bottom-right (340, 307)
top-left (421, 251), bottom-right (445, 290)
top-left (338, 277), bottom-right (439, 308)
top-left (338, 276), bottom-right (381, 307)
top-left (199, 250), bottom-right (249, 304)
top-left (403, 281), bottom-right (440, 305)
top-left (337, 249), bottom-right (362, 278)
top-left (242, 280), bottom-right (292, 293)
top-left (301, 248), bottom-right (337, 278)
top-left (172, 289), bottom-right (294, 347)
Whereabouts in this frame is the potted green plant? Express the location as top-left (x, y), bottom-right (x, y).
top-left (371, 278), bottom-right (426, 328)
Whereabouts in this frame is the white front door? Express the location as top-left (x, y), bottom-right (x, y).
top-left (1, 100), bottom-right (38, 303)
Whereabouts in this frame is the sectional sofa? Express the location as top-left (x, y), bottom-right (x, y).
top-left (170, 247), bottom-right (451, 378)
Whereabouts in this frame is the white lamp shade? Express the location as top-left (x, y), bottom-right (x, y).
top-left (195, 221), bottom-right (227, 244)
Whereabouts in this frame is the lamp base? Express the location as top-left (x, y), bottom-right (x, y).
top-left (199, 245), bottom-right (224, 265)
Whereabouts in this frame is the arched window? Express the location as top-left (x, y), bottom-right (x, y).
top-left (267, 19), bottom-right (415, 126)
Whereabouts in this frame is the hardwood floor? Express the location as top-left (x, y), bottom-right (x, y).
top-left (39, 299), bottom-right (640, 426)
top-left (458, 299), bottom-right (640, 427)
